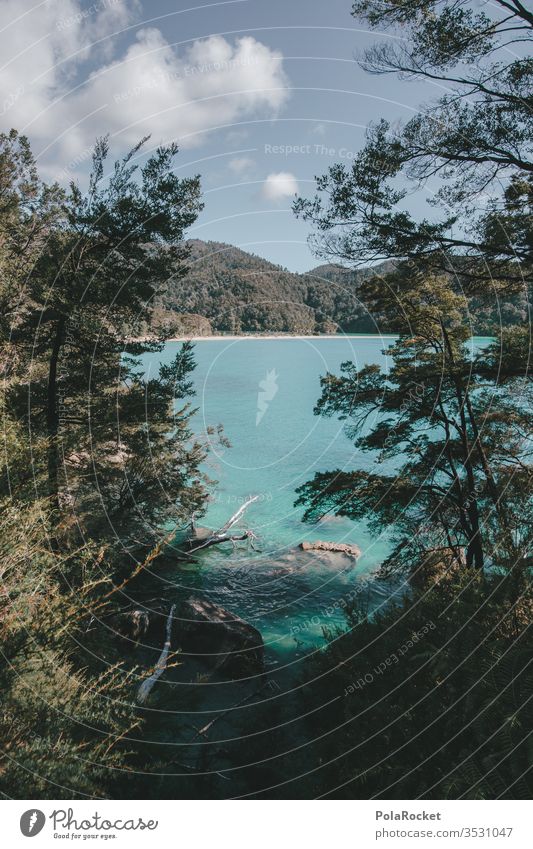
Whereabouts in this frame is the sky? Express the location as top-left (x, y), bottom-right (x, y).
top-left (0, 0), bottom-right (443, 271)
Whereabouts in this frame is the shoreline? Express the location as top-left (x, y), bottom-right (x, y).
top-left (130, 333), bottom-right (399, 343)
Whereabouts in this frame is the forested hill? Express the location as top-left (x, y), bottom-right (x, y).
top-left (155, 239), bottom-right (387, 334)
top-left (152, 239), bottom-right (528, 335)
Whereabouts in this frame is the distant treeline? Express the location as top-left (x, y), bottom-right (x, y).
top-left (145, 239), bottom-right (529, 336)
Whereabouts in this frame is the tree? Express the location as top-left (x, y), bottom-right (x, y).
top-left (296, 266), bottom-right (533, 572)
top-left (291, 8), bottom-right (533, 794)
top-left (0, 131), bottom-right (211, 796)
top-left (3, 131), bottom-right (208, 550)
top-left (294, 1), bottom-right (533, 579)
top-left (294, 0), bottom-right (533, 291)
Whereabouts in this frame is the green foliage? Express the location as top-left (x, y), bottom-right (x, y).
top-left (0, 130), bottom-right (206, 798)
top-left (159, 239), bottom-right (319, 333)
top-left (296, 268), bottom-right (533, 572)
top-left (295, 1), bottom-right (533, 294)
top-left (0, 501), bottom-right (141, 799)
top-left (294, 2), bottom-right (533, 575)
top-left (296, 566), bottom-right (533, 799)
top-left (288, 0), bottom-right (533, 803)
top-left (2, 130), bottom-right (207, 548)
top-left (152, 239), bottom-right (527, 336)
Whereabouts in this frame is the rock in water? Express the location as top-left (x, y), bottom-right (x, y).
top-left (177, 597), bottom-right (264, 678)
top-left (108, 597), bottom-right (264, 679)
top-left (299, 540), bottom-right (361, 559)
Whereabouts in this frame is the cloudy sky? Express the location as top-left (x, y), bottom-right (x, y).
top-left (0, 0), bottom-right (438, 271)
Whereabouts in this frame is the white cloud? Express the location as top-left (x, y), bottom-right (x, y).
top-left (0, 0), bottom-right (139, 132)
top-left (312, 123), bottom-right (327, 136)
top-left (262, 171), bottom-right (299, 202)
top-left (228, 156), bottom-right (255, 174)
top-left (0, 2), bottom-right (290, 176)
top-left (81, 31), bottom-right (289, 153)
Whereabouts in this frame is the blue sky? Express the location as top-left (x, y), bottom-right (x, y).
top-left (1, 0), bottom-right (441, 271)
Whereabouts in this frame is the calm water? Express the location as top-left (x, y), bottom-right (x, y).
top-left (136, 335), bottom-right (491, 790)
top-left (141, 335), bottom-right (403, 665)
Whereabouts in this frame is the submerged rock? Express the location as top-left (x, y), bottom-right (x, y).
top-left (300, 540), bottom-right (361, 559)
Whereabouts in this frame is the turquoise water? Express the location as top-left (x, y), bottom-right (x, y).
top-left (134, 335), bottom-right (494, 792)
top-left (141, 336), bottom-right (402, 663)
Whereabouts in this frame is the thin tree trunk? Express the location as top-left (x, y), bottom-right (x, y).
top-left (440, 322), bottom-right (484, 569)
top-left (137, 604), bottom-right (176, 704)
top-left (436, 396), bottom-right (475, 560)
top-left (464, 391), bottom-right (517, 562)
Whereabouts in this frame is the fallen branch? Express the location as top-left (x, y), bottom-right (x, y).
top-left (217, 495), bottom-right (260, 534)
top-left (186, 495), bottom-right (260, 554)
top-left (137, 603), bottom-right (176, 704)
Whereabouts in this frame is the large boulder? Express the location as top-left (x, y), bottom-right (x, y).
top-left (176, 597), bottom-right (264, 678)
top-left (108, 597), bottom-right (264, 679)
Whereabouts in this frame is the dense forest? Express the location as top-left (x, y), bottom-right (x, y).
top-left (147, 238), bottom-right (375, 335)
top-left (0, 133), bottom-right (213, 796)
top-left (147, 239), bottom-right (530, 337)
top-left (1, 0), bottom-right (532, 802)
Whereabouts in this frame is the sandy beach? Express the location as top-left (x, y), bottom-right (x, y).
top-left (130, 333), bottom-right (397, 343)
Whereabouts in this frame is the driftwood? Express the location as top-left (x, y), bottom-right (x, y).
top-left (185, 495), bottom-right (259, 553)
top-left (136, 603), bottom-right (176, 704)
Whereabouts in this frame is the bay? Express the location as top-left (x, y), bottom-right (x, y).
top-left (141, 335), bottom-right (400, 663)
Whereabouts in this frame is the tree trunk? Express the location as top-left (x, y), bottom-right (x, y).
top-left (464, 391), bottom-right (517, 563)
top-left (466, 529), bottom-right (484, 570)
top-left (440, 322), bottom-right (484, 569)
top-left (137, 604), bottom-right (176, 704)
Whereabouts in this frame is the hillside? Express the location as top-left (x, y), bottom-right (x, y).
top-left (155, 240), bottom-right (383, 334)
top-left (151, 240), bottom-right (528, 336)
